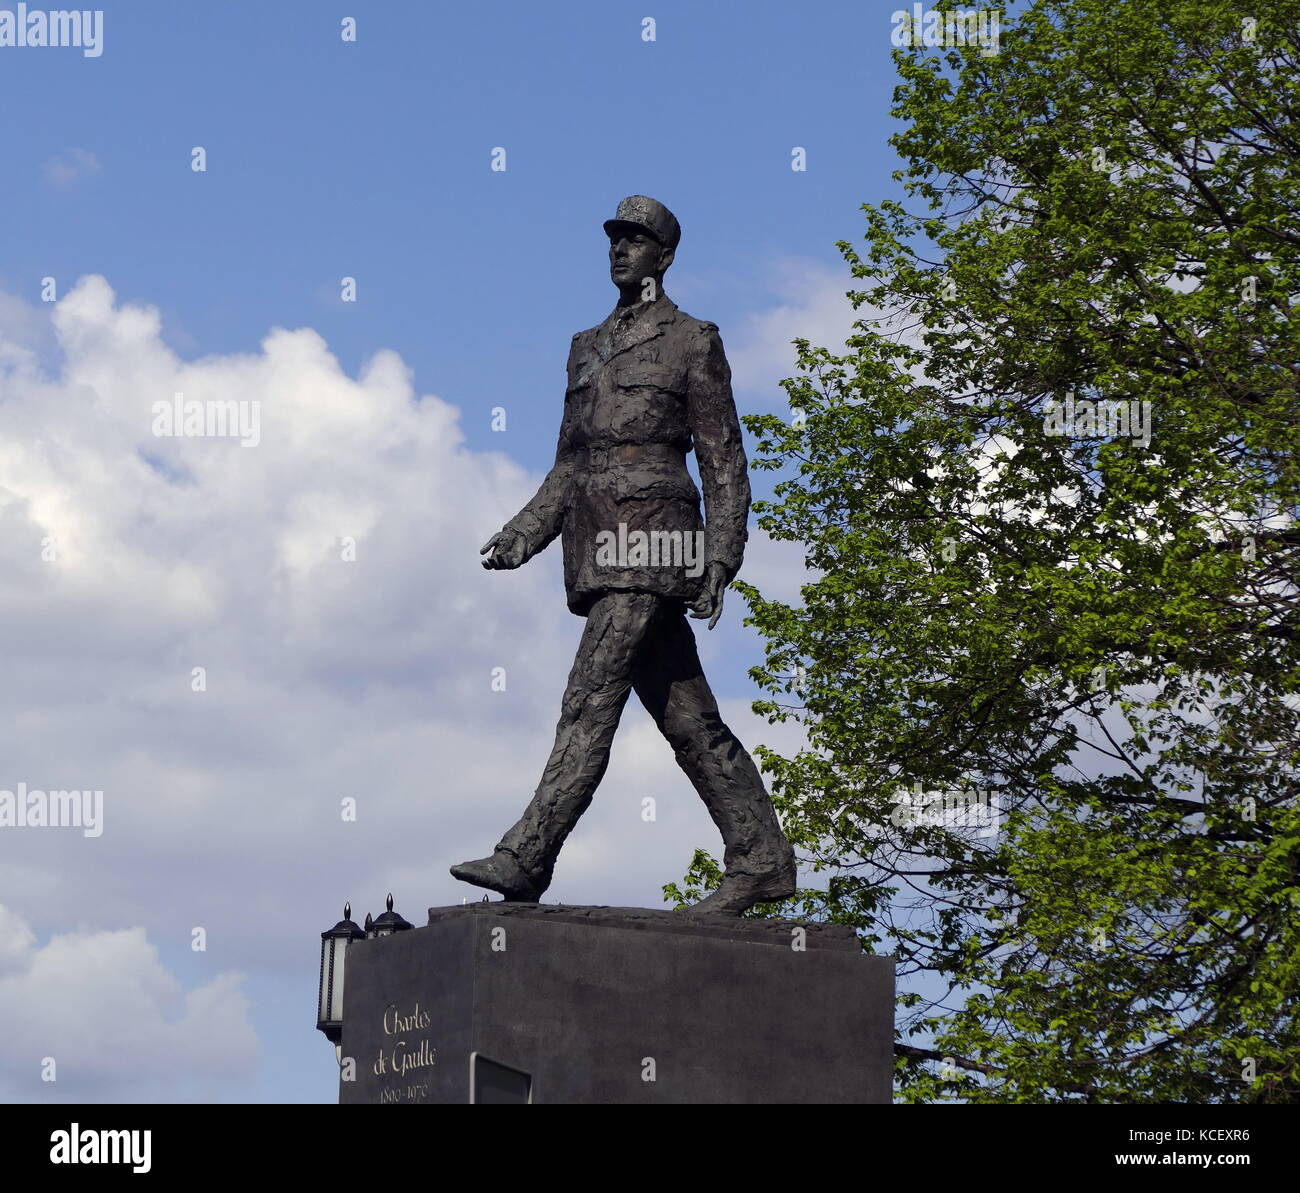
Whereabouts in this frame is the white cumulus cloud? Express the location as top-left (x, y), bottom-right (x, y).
top-left (0, 905), bottom-right (257, 1102)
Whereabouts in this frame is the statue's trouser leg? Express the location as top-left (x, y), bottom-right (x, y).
top-left (495, 590), bottom-right (660, 892)
top-left (632, 604), bottom-right (795, 881)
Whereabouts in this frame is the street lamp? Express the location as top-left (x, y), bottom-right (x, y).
top-left (366, 892), bottom-right (413, 938)
top-left (317, 901), bottom-right (365, 1046)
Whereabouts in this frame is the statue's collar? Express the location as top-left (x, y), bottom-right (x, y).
top-left (592, 294), bottom-right (677, 362)
top-left (606, 292), bottom-right (676, 326)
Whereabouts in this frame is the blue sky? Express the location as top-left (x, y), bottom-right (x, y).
top-left (0, 1), bottom-right (912, 1103)
top-left (3, 0), bottom-right (900, 444)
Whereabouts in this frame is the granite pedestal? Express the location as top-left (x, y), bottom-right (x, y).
top-left (338, 903), bottom-right (894, 1104)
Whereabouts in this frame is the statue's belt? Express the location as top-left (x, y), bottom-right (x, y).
top-left (576, 442), bottom-right (686, 473)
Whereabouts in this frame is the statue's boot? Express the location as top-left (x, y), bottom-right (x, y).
top-left (681, 861), bottom-right (797, 916)
top-left (449, 851), bottom-right (543, 902)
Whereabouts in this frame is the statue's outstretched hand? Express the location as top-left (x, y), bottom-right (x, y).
top-left (688, 561), bottom-right (731, 630)
top-left (480, 529), bottom-right (527, 570)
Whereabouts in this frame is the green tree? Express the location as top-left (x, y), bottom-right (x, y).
top-left (669, 0), bottom-right (1300, 1102)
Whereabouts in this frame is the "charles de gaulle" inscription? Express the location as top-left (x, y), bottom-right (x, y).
top-left (374, 1001), bottom-right (437, 1104)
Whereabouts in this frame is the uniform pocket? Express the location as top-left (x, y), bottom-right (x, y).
top-left (610, 470), bottom-right (701, 506)
top-left (614, 361), bottom-right (684, 392)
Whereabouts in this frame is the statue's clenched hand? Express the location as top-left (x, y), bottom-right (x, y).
top-left (688, 561), bottom-right (731, 630)
top-left (480, 529), bottom-right (527, 570)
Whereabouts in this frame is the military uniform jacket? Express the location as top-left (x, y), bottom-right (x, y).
top-left (504, 293), bottom-right (750, 616)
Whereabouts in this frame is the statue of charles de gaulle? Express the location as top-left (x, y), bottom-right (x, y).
top-left (453, 196), bottom-right (796, 915)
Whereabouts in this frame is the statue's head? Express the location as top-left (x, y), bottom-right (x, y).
top-left (604, 195), bottom-right (680, 293)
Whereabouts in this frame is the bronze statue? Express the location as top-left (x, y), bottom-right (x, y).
top-left (452, 196), bottom-right (796, 915)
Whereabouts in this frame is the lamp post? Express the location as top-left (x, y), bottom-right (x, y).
top-left (317, 902), bottom-right (365, 1048)
top-left (366, 892), bottom-right (413, 938)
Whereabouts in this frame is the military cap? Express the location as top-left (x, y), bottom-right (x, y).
top-left (603, 195), bottom-right (681, 251)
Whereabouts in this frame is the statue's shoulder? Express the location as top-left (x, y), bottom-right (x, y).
top-left (670, 308), bottom-right (724, 353)
top-left (572, 324), bottom-right (598, 341)
top-left (670, 306), bottom-right (721, 338)
top-left (569, 324), bottom-right (600, 353)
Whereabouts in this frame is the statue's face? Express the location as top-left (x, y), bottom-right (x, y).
top-left (609, 229), bottom-right (670, 289)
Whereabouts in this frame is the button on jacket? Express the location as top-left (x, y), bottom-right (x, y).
top-left (504, 293), bottom-right (750, 616)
